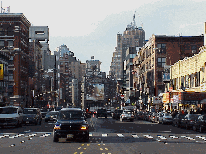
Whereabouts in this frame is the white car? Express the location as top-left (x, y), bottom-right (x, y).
top-left (120, 110), bottom-right (135, 122)
top-left (159, 112), bottom-right (173, 124)
top-left (0, 106), bottom-right (23, 128)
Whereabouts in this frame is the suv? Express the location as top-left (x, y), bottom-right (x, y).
top-left (112, 109), bottom-right (123, 120)
top-left (96, 108), bottom-right (107, 118)
top-left (53, 108), bottom-right (89, 142)
top-left (120, 110), bottom-right (135, 122)
top-left (22, 108), bottom-right (42, 125)
top-left (0, 106), bottom-right (23, 128)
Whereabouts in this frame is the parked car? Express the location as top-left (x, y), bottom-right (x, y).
top-left (112, 109), bottom-right (123, 120)
top-left (193, 114), bottom-right (206, 132)
top-left (0, 106), bottom-right (23, 128)
top-left (107, 109), bottom-right (112, 116)
top-left (120, 110), bottom-right (135, 122)
top-left (40, 108), bottom-right (48, 118)
top-left (172, 113), bottom-right (186, 127)
top-left (45, 111), bottom-right (59, 122)
top-left (151, 112), bottom-right (158, 123)
top-left (53, 108), bottom-right (89, 142)
top-left (96, 108), bottom-right (107, 118)
top-left (159, 113), bottom-right (173, 124)
top-left (180, 114), bottom-right (201, 129)
top-left (22, 108), bottom-right (42, 125)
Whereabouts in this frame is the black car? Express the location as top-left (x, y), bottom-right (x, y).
top-left (96, 109), bottom-right (107, 118)
top-left (40, 108), bottom-right (48, 118)
top-left (22, 108), bottom-right (42, 125)
top-left (45, 111), bottom-right (59, 122)
top-left (112, 109), bottom-right (123, 120)
top-left (172, 114), bottom-right (186, 127)
top-left (193, 114), bottom-right (206, 132)
top-left (180, 114), bottom-right (201, 129)
top-left (53, 108), bottom-right (89, 142)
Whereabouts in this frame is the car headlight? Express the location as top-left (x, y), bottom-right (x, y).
top-left (54, 124), bottom-right (61, 130)
top-left (81, 125), bottom-right (88, 130)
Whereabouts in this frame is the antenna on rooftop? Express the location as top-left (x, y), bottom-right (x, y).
top-left (133, 11), bottom-right (136, 28)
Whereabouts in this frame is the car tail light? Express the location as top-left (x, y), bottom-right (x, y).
top-left (54, 124), bottom-right (61, 130)
top-left (81, 125), bottom-right (88, 130)
top-left (131, 115), bottom-right (134, 117)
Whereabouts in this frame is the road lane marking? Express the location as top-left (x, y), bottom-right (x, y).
top-left (117, 134), bottom-right (124, 137)
top-left (102, 134), bottom-right (108, 137)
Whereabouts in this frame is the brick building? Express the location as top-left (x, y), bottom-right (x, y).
top-left (133, 34), bottom-right (204, 110)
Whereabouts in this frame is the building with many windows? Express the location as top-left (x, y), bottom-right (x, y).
top-left (133, 34), bottom-right (204, 110)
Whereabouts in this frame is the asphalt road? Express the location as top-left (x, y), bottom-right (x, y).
top-left (0, 115), bottom-right (206, 154)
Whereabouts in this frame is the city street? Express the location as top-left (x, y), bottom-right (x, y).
top-left (0, 115), bottom-right (206, 154)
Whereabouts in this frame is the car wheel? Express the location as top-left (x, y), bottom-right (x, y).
top-left (45, 119), bottom-right (48, 122)
top-left (105, 116), bottom-right (107, 119)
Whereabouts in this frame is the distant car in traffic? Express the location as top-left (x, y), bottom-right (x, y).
top-left (45, 111), bottom-right (59, 122)
top-left (40, 108), bottom-right (48, 118)
top-left (22, 108), bottom-right (42, 125)
top-left (120, 110), bottom-right (135, 122)
top-left (96, 109), bottom-right (107, 118)
top-left (159, 113), bottom-right (173, 124)
top-left (180, 114), bottom-right (201, 129)
top-left (193, 114), bottom-right (206, 132)
top-left (112, 109), bottom-right (123, 120)
top-left (172, 113), bottom-right (186, 127)
top-left (0, 106), bottom-right (23, 128)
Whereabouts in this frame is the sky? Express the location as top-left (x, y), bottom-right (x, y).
top-left (3, 0), bottom-right (206, 75)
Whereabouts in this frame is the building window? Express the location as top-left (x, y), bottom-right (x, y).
top-left (157, 57), bottom-right (166, 67)
top-left (0, 40), bottom-right (4, 46)
top-left (191, 45), bottom-right (197, 54)
top-left (8, 41), bottom-right (13, 47)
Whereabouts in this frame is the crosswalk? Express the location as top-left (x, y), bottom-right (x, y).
top-left (1, 131), bottom-right (206, 144)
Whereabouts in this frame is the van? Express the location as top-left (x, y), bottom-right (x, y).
top-left (0, 106), bottom-right (23, 128)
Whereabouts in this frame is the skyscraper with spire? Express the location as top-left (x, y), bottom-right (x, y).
top-left (109, 13), bottom-right (145, 80)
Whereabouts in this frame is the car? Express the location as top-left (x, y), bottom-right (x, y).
top-left (180, 114), bottom-right (201, 129)
top-left (53, 108), bottom-right (89, 142)
top-left (120, 110), bottom-right (135, 122)
top-left (0, 106), bottom-right (23, 128)
top-left (193, 114), bottom-right (206, 132)
top-left (96, 108), bottom-right (107, 118)
top-left (172, 113), bottom-right (186, 127)
top-left (40, 108), bottom-right (48, 118)
top-left (107, 109), bottom-right (112, 116)
top-left (112, 109), bottom-right (123, 120)
top-left (159, 113), bottom-right (173, 124)
top-left (45, 111), bottom-right (59, 122)
top-left (22, 108), bottom-right (42, 125)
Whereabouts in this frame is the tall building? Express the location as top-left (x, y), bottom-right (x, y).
top-left (109, 14), bottom-right (145, 81)
top-left (29, 26), bottom-right (50, 70)
top-left (0, 13), bottom-right (31, 106)
top-left (86, 56), bottom-right (102, 77)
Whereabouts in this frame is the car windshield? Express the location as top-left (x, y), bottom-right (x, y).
top-left (47, 112), bottom-right (58, 115)
top-left (189, 114), bottom-right (199, 120)
top-left (23, 109), bottom-right (37, 114)
top-left (98, 109), bottom-right (106, 113)
top-left (164, 113), bottom-right (171, 116)
top-left (0, 107), bottom-right (18, 114)
top-left (58, 111), bottom-right (84, 120)
top-left (124, 111), bottom-right (133, 114)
